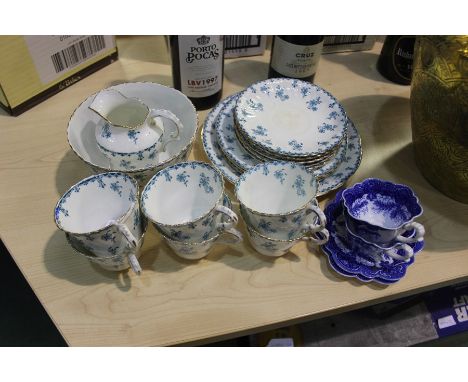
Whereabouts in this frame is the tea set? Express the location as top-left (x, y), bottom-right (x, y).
top-left (55, 79), bottom-right (425, 283)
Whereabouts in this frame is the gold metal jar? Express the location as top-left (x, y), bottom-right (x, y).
top-left (411, 36), bottom-right (468, 203)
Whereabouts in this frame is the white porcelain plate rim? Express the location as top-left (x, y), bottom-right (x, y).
top-left (214, 94), bottom-right (260, 171)
top-left (202, 94), bottom-right (240, 184)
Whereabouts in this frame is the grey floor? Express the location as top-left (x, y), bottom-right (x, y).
top-left (1, 239), bottom-right (466, 347)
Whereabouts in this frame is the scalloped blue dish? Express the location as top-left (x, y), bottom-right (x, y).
top-left (321, 190), bottom-right (424, 284)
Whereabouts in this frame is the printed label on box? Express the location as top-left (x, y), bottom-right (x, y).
top-left (267, 338), bottom-right (294, 347)
top-left (24, 35), bottom-right (115, 84)
top-left (437, 315), bottom-right (457, 329)
top-left (424, 284), bottom-right (468, 338)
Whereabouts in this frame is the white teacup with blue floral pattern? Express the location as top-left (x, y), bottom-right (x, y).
top-left (65, 216), bottom-right (148, 272)
top-left (235, 161), bottom-right (328, 242)
top-left (163, 227), bottom-right (242, 260)
top-left (54, 172), bottom-right (144, 274)
top-left (162, 193), bottom-right (242, 260)
top-left (141, 161), bottom-right (238, 242)
top-left (240, 206), bottom-right (329, 257)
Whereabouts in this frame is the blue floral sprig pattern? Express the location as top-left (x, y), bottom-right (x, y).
top-left (120, 159), bottom-right (136, 170)
top-left (56, 205), bottom-right (69, 221)
top-left (274, 86), bottom-right (289, 101)
top-left (259, 85), bottom-right (270, 95)
top-left (97, 140), bottom-right (159, 158)
top-left (170, 229), bottom-right (191, 241)
top-left (288, 140), bottom-right (303, 152)
top-left (306, 96), bottom-right (322, 111)
top-left (300, 86), bottom-right (311, 98)
top-left (327, 111), bottom-right (339, 120)
top-left (110, 181), bottom-right (123, 197)
top-left (127, 130), bottom-right (140, 144)
top-left (318, 123), bottom-right (337, 134)
top-left (101, 231), bottom-right (116, 242)
top-left (252, 125), bottom-right (268, 137)
top-left (273, 169), bottom-right (286, 184)
top-left (101, 123), bottom-right (112, 139)
top-left (199, 172), bottom-right (214, 194)
top-left (176, 171), bottom-right (190, 186)
top-left (258, 219), bottom-right (278, 233)
top-left (292, 175), bottom-right (306, 196)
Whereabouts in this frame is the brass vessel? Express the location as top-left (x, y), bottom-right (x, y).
top-left (411, 35), bottom-right (468, 203)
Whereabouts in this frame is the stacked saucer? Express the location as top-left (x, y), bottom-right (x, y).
top-left (203, 80), bottom-right (363, 197)
top-left (233, 78), bottom-right (347, 175)
top-left (321, 180), bottom-right (425, 285)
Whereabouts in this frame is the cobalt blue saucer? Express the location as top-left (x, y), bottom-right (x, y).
top-left (321, 190), bottom-right (424, 284)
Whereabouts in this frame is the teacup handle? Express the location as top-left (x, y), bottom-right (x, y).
top-left (108, 220), bottom-right (142, 275)
top-left (215, 228), bottom-right (243, 245)
top-left (300, 227), bottom-right (330, 245)
top-left (148, 109), bottom-right (183, 150)
top-left (384, 243), bottom-right (414, 262)
top-left (303, 204), bottom-right (327, 233)
top-left (396, 222), bottom-right (425, 244)
top-left (214, 205), bottom-right (239, 231)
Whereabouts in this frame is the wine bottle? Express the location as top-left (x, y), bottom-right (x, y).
top-left (169, 35), bottom-right (224, 110)
top-left (268, 35), bottom-right (324, 82)
top-left (377, 36), bottom-right (416, 85)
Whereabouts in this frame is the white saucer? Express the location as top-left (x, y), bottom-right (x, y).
top-left (234, 78), bottom-right (347, 157)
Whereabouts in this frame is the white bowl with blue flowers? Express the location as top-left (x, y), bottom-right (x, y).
top-left (67, 82), bottom-right (198, 186)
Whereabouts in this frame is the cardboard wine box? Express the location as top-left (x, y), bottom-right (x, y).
top-left (322, 35), bottom-right (377, 53)
top-left (224, 35), bottom-right (267, 58)
top-left (0, 35), bottom-right (118, 116)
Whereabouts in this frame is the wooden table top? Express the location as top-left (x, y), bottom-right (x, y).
top-left (1, 36), bottom-right (467, 346)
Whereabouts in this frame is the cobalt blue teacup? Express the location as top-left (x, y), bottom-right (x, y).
top-left (342, 178), bottom-right (425, 247)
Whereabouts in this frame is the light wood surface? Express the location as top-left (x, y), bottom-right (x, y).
top-left (1, 36), bottom-right (467, 347)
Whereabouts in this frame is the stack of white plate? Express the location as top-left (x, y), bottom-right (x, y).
top-left (202, 79), bottom-right (363, 197)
